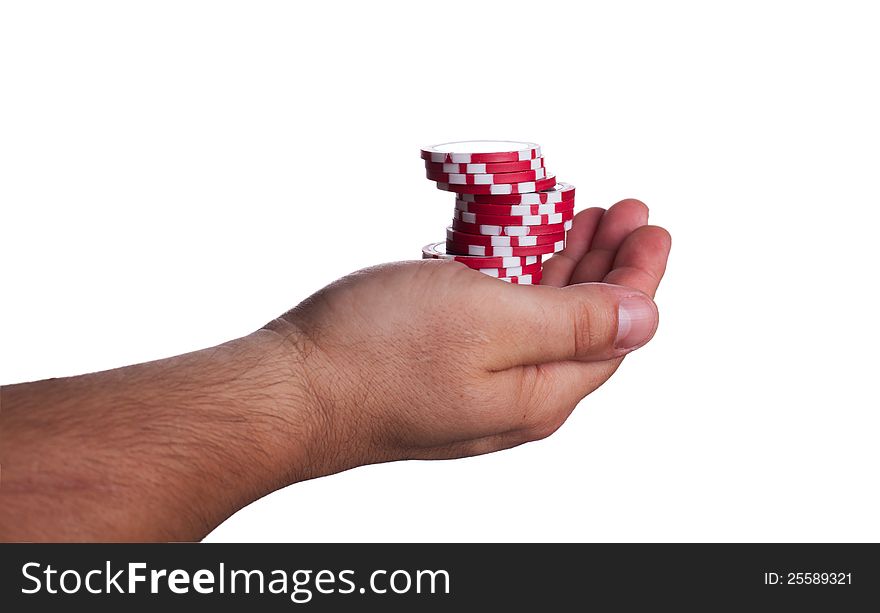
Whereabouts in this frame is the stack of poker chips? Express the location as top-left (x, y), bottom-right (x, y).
top-left (420, 140), bottom-right (575, 284)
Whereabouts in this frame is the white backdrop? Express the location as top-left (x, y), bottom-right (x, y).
top-left (2, 1), bottom-right (878, 542)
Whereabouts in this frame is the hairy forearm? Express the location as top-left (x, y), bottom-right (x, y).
top-left (0, 328), bottom-right (320, 542)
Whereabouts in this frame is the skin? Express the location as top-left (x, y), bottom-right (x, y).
top-left (0, 199), bottom-right (670, 541)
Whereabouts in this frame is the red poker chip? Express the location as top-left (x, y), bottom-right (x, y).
top-left (426, 167), bottom-right (547, 185)
top-left (453, 208), bottom-right (575, 226)
top-left (498, 271), bottom-right (542, 285)
top-left (446, 227), bottom-right (564, 247)
top-left (454, 199), bottom-right (575, 216)
top-left (420, 140), bottom-right (541, 164)
top-left (446, 240), bottom-right (564, 257)
top-left (456, 182), bottom-right (575, 204)
top-left (436, 175), bottom-right (556, 195)
top-left (475, 260), bottom-right (544, 278)
top-left (425, 158), bottom-right (544, 175)
top-left (452, 218), bottom-right (572, 237)
top-left (422, 242), bottom-right (540, 269)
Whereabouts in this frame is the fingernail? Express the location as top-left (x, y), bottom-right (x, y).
top-left (615, 296), bottom-right (658, 350)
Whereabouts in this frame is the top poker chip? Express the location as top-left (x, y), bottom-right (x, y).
top-left (420, 140), bottom-right (542, 164)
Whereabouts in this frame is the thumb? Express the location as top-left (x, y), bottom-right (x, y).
top-left (482, 281), bottom-right (659, 369)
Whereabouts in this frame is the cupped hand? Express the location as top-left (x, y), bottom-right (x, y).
top-left (268, 199), bottom-right (671, 473)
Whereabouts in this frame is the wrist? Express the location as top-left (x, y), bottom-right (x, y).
top-left (144, 326), bottom-right (337, 538)
top-left (257, 316), bottom-right (382, 479)
top-left (240, 324), bottom-right (330, 485)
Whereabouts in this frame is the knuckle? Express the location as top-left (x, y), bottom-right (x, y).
top-left (524, 398), bottom-right (576, 442)
top-left (571, 301), bottom-right (602, 357)
top-left (526, 412), bottom-right (568, 442)
top-left (513, 366), bottom-right (572, 441)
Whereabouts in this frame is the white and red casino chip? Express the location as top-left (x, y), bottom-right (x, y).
top-left (498, 271), bottom-right (541, 284)
top-left (446, 240), bottom-right (565, 258)
top-left (452, 218), bottom-right (573, 237)
top-left (420, 140), bottom-right (541, 164)
top-left (436, 175), bottom-right (557, 195)
top-left (426, 167), bottom-right (548, 185)
top-left (456, 182), bottom-right (575, 204)
top-left (475, 260), bottom-right (544, 278)
top-left (425, 158), bottom-right (544, 175)
top-left (452, 208), bottom-right (574, 226)
top-left (446, 227), bottom-right (565, 247)
top-left (454, 199), bottom-right (575, 216)
top-left (422, 242), bottom-right (540, 269)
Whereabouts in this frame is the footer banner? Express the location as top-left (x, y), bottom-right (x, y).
top-left (1, 544), bottom-right (877, 610)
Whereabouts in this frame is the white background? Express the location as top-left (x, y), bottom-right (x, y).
top-left (2, 1), bottom-right (878, 542)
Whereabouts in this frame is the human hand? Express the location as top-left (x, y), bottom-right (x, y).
top-left (0, 199), bottom-right (669, 541)
top-left (267, 199), bottom-right (671, 475)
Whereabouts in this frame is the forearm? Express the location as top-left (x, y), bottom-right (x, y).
top-left (0, 327), bottom-right (320, 542)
